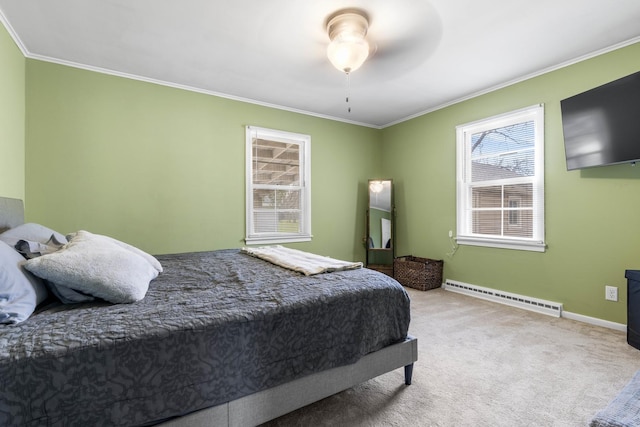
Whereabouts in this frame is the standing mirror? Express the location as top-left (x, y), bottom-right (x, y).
top-left (366, 179), bottom-right (394, 276)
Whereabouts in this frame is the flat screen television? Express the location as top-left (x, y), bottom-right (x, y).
top-left (560, 70), bottom-right (640, 170)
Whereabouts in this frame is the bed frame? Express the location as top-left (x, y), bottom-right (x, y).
top-left (161, 337), bottom-right (417, 427)
top-left (0, 196), bottom-right (418, 427)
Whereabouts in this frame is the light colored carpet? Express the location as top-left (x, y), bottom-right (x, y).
top-left (262, 287), bottom-right (640, 426)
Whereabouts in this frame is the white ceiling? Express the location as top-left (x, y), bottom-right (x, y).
top-left (1, 0), bottom-right (639, 128)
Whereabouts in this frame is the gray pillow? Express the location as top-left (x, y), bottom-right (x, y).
top-left (24, 230), bottom-right (158, 304)
top-left (0, 223), bottom-right (68, 250)
top-left (15, 234), bottom-right (66, 259)
top-left (0, 241), bottom-right (49, 324)
top-left (46, 282), bottom-right (96, 304)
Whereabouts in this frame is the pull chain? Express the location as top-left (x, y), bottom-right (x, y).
top-left (345, 72), bottom-right (351, 113)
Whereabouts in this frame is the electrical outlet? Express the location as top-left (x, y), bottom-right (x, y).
top-left (605, 286), bottom-right (618, 302)
top-left (448, 230), bottom-right (453, 238)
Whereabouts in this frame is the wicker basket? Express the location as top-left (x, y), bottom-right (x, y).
top-left (394, 255), bottom-right (443, 291)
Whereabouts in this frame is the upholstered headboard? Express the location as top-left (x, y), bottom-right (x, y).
top-left (0, 197), bottom-right (25, 233)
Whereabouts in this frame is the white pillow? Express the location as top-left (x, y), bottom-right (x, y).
top-left (66, 232), bottom-right (163, 273)
top-left (24, 230), bottom-right (158, 304)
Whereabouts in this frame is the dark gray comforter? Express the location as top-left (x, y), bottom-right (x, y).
top-left (0, 249), bottom-right (410, 426)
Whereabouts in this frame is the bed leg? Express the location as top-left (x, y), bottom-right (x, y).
top-left (404, 363), bottom-right (414, 385)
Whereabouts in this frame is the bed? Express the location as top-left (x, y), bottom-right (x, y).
top-left (0, 197), bottom-right (417, 426)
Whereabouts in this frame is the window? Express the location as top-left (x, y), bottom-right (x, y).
top-left (456, 105), bottom-right (545, 252)
top-left (507, 198), bottom-right (521, 226)
top-left (245, 126), bottom-right (311, 245)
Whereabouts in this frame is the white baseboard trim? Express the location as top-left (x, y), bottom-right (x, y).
top-left (444, 278), bottom-right (627, 332)
top-left (561, 310), bottom-right (627, 332)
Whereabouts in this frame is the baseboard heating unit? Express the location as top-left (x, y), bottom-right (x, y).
top-left (444, 279), bottom-right (563, 318)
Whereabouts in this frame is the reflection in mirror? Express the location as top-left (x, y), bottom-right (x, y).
top-left (368, 180), bottom-right (393, 250)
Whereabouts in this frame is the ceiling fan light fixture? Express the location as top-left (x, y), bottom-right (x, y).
top-left (369, 180), bottom-right (384, 193)
top-left (326, 11), bottom-right (370, 74)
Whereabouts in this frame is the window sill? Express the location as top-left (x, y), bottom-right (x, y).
top-left (456, 235), bottom-right (546, 252)
top-left (245, 234), bottom-right (312, 245)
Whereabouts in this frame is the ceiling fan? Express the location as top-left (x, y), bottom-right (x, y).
top-left (321, 3), bottom-right (442, 111)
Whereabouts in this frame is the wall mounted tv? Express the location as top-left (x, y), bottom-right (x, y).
top-left (560, 70), bottom-right (640, 170)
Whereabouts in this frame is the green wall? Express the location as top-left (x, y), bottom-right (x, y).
top-left (383, 42), bottom-right (640, 324)
top-left (24, 60), bottom-right (382, 260)
top-left (0, 23), bottom-right (25, 199)
top-left (10, 15), bottom-right (640, 324)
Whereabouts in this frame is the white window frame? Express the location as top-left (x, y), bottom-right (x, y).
top-left (455, 105), bottom-right (545, 252)
top-left (245, 126), bottom-right (312, 245)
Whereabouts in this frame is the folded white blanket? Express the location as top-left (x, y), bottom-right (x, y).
top-left (241, 245), bottom-right (363, 276)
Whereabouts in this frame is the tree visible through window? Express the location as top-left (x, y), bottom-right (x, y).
top-left (456, 105), bottom-right (545, 252)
